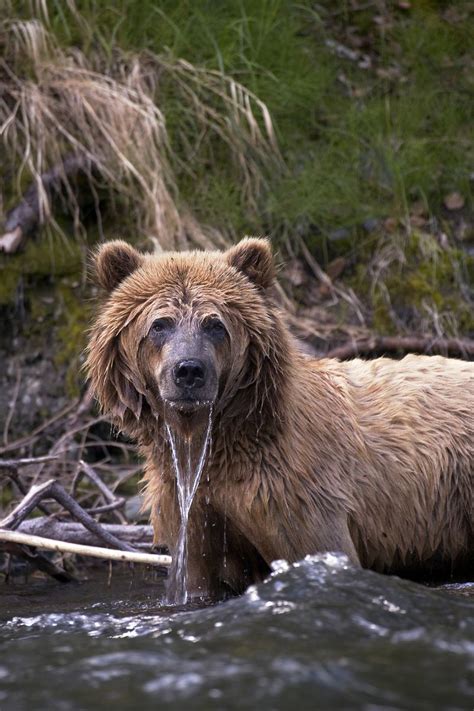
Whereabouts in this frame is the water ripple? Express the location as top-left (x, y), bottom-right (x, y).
top-left (1, 554), bottom-right (473, 710)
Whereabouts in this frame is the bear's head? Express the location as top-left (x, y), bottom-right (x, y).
top-left (86, 238), bottom-right (290, 438)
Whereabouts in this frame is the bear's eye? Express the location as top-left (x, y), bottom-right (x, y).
top-left (150, 317), bottom-right (174, 335)
top-left (202, 317), bottom-right (227, 340)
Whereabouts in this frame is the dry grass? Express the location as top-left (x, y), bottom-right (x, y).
top-left (0, 4), bottom-right (281, 250)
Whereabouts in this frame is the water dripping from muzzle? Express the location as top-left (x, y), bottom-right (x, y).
top-left (165, 406), bottom-right (213, 605)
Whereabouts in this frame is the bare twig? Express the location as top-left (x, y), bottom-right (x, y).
top-left (3, 365), bottom-right (22, 445)
top-left (73, 459), bottom-right (127, 524)
top-left (0, 479), bottom-right (136, 552)
top-left (0, 456), bottom-right (59, 471)
top-left (0, 397), bottom-right (81, 455)
top-left (31, 385), bottom-right (101, 484)
top-left (0, 457), bottom-right (59, 517)
top-left (85, 500), bottom-right (126, 515)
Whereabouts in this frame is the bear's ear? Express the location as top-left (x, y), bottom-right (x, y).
top-left (225, 237), bottom-right (275, 289)
top-left (93, 240), bottom-right (143, 292)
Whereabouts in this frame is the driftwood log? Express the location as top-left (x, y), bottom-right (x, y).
top-left (17, 518), bottom-right (155, 549)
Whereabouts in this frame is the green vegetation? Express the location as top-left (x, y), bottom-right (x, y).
top-left (1, 0), bottom-right (473, 353)
top-left (0, 235), bottom-right (88, 395)
top-left (0, 236), bottom-right (82, 306)
top-left (53, 0), bottom-right (474, 232)
top-left (350, 231), bottom-right (474, 335)
top-left (4, 0), bottom-right (472, 238)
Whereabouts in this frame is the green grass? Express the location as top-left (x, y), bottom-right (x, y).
top-left (5, 0), bottom-right (473, 244)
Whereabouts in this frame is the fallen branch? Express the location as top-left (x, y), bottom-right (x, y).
top-left (73, 460), bottom-right (127, 524)
top-left (0, 456), bottom-right (60, 471)
top-left (0, 456), bottom-right (60, 518)
top-left (3, 364), bottom-right (21, 447)
top-left (0, 530), bottom-right (171, 567)
top-left (0, 397), bottom-right (81, 456)
top-left (326, 335), bottom-right (474, 361)
top-left (0, 479), bottom-right (136, 552)
top-left (0, 154), bottom-right (97, 253)
top-left (18, 518), bottom-right (156, 549)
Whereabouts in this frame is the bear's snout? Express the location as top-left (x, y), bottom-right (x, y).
top-left (173, 359), bottom-right (206, 391)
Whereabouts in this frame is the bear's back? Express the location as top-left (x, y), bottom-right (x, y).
top-left (339, 354), bottom-right (473, 570)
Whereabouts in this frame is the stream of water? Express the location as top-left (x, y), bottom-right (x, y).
top-left (1, 554), bottom-right (473, 710)
top-left (165, 408), bottom-right (213, 605)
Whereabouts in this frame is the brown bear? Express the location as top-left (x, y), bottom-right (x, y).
top-left (86, 237), bottom-right (474, 599)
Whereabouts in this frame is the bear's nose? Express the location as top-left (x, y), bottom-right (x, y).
top-left (173, 359), bottom-right (206, 390)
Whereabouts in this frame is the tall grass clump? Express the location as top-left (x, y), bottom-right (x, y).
top-left (1, 1), bottom-right (472, 253)
top-left (0, 2), bottom-right (281, 249)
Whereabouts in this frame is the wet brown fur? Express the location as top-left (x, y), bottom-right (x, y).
top-left (86, 239), bottom-right (474, 597)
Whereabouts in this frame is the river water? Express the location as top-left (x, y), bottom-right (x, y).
top-left (1, 554), bottom-right (473, 710)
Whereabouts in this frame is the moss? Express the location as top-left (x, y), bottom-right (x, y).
top-left (54, 282), bottom-right (92, 398)
top-left (348, 231), bottom-right (474, 336)
top-left (0, 236), bottom-right (83, 305)
top-left (0, 233), bottom-right (90, 396)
